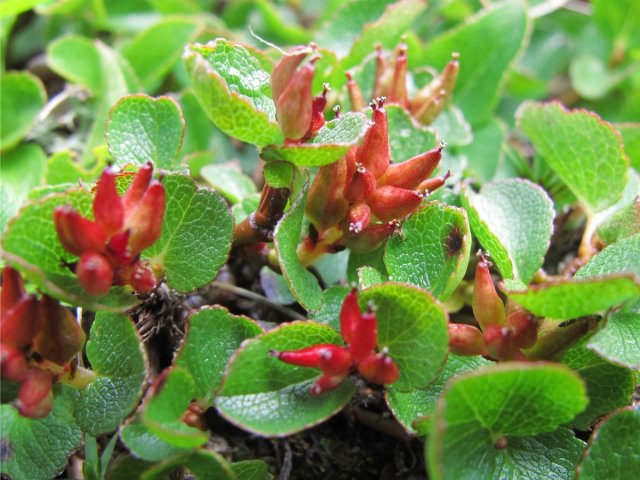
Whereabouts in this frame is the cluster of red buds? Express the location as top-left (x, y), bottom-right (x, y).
top-left (54, 163), bottom-right (165, 297)
top-left (347, 40), bottom-right (459, 125)
top-left (303, 97), bottom-right (450, 257)
top-left (448, 252), bottom-right (539, 361)
top-left (271, 289), bottom-right (399, 395)
top-left (271, 44), bottom-right (328, 143)
top-left (1, 267), bottom-right (85, 418)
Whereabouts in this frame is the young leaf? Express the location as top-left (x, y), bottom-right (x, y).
top-left (175, 306), bottom-right (263, 401)
top-left (418, 0), bottom-right (529, 124)
top-left (576, 408), bottom-right (640, 480)
top-left (587, 311), bottom-right (640, 369)
top-left (201, 164), bottom-right (257, 204)
top-left (216, 322), bottom-right (355, 436)
top-left (76, 312), bottom-right (148, 436)
top-left (106, 94), bottom-right (185, 170)
top-left (183, 40), bottom-right (283, 147)
top-left (386, 105), bottom-right (438, 164)
top-left (359, 283), bottom-right (449, 391)
top-left (0, 385), bottom-right (81, 480)
top-left (461, 179), bottom-right (555, 284)
top-left (120, 418), bottom-right (189, 463)
top-left (47, 34), bottom-right (102, 94)
top-left (140, 450), bottom-right (236, 480)
top-left (384, 203), bottom-right (470, 299)
top-left (427, 363), bottom-right (588, 480)
top-left (261, 112), bottom-right (368, 167)
top-left (143, 173), bottom-right (234, 293)
top-left (518, 102), bottom-right (628, 214)
top-left (0, 71), bottom-right (46, 151)
top-left (575, 234), bottom-right (640, 279)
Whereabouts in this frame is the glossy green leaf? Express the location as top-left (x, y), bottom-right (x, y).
top-left (427, 363), bottom-right (588, 480)
top-left (360, 283), bottom-right (449, 391)
top-left (577, 408), bottom-right (640, 480)
top-left (106, 94), bottom-right (185, 170)
top-left (309, 285), bottom-right (350, 332)
top-left (462, 179), bottom-right (555, 284)
top-left (47, 34), bottom-right (102, 94)
top-left (0, 71), bottom-right (46, 150)
top-left (0, 385), bottom-right (81, 480)
top-left (358, 265), bottom-right (387, 287)
top-left (575, 234), bottom-right (640, 279)
top-left (216, 322), bottom-right (355, 436)
top-left (595, 171), bottom-right (640, 244)
top-left (232, 193), bottom-right (260, 224)
top-left (616, 123), bottom-right (640, 170)
top-left (518, 102), bottom-right (628, 214)
top-left (143, 173), bottom-right (234, 293)
top-left (386, 105), bottom-right (438, 164)
top-left (261, 112), bottom-right (368, 167)
top-left (1, 189), bottom-right (141, 311)
top-left (263, 161), bottom-right (294, 189)
top-left (230, 460), bottom-right (270, 480)
top-left (431, 106), bottom-right (472, 147)
top-left (460, 118), bottom-right (506, 183)
top-left (175, 306), bottom-right (263, 401)
top-left (561, 338), bottom-right (635, 431)
top-left (588, 311), bottom-right (640, 369)
top-left (273, 182), bottom-right (324, 311)
top-left (504, 276), bottom-right (640, 320)
top-left (77, 312), bottom-right (148, 436)
top-left (419, 0), bottom-right (529, 124)
top-left (347, 247), bottom-right (387, 284)
top-left (105, 454), bottom-right (156, 480)
top-left (120, 419), bottom-right (185, 463)
top-left (201, 164), bottom-right (257, 203)
top-left (384, 203), bottom-right (471, 300)
top-left (45, 150), bottom-right (103, 185)
top-left (141, 450), bottom-right (236, 480)
top-left (122, 18), bottom-right (202, 91)
top-left (387, 354), bottom-right (491, 435)
top-left (183, 40), bottom-right (283, 147)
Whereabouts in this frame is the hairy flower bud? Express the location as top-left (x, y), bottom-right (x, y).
top-left (271, 46), bottom-right (312, 104)
top-left (472, 252), bottom-right (505, 330)
top-left (507, 309), bottom-right (538, 349)
top-left (340, 288), bottom-right (361, 345)
top-left (357, 350), bottom-right (399, 385)
top-left (346, 202), bottom-right (371, 235)
top-left (306, 156), bottom-right (349, 231)
top-left (410, 53), bottom-right (459, 124)
top-left (126, 181), bottom-right (166, 254)
top-left (448, 323), bottom-right (488, 356)
top-left (346, 71), bottom-right (365, 112)
top-left (344, 165), bottom-right (377, 203)
top-left (272, 344), bottom-right (352, 376)
top-left (342, 221), bottom-right (398, 253)
top-left (129, 261), bottom-right (157, 294)
top-left (93, 166), bottom-right (125, 237)
top-left (1, 296), bottom-right (39, 349)
top-left (417, 170), bottom-right (451, 194)
top-left (310, 371), bottom-right (349, 396)
top-left (350, 309), bottom-right (378, 363)
top-left (1, 266), bottom-right (26, 308)
top-left (54, 206), bottom-right (107, 256)
top-left (123, 162), bottom-right (153, 212)
top-left (17, 368), bottom-right (53, 418)
top-left (304, 84), bottom-right (329, 140)
top-left (77, 252), bottom-right (113, 297)
top-left (356, 98), bottom-right (390, 179)
top-left (377, 144), bottom-right (444, 189)
top-left (367, 186), bottom-right (423, 222)
top-left (275, 56), bottom-right (318, 140)
top-left (0, 343), bottom-right (28, 382)
top-left (33, 296), bottom-right (85, 366)
top-left (388, 42), bottom-right (408, 107)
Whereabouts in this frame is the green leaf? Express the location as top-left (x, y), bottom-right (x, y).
top-left (120, 419), bottom-right (185, 463)
top-left (347, 247), bottom-right (387, 284)
top-left (106, 94), bottom-right (185, 170)
top-left (418, 0), bottom-right (529, 124)
top-left (575, 234), bottom-right (640, 279)
top-left (263, 161), bottom-right (294, 189)
top-left (616, 123), bottom-right (640, 170)
top-left (504, 276), bottom-right (640, 320)
top-left (569, 54), bottom-right (615, 100)
top-left (232, 193), bottom-right (260, 224)
top-left (175, 306), bottom-right (263, 401)
top-left (183, 40), bottom-right (283, 147)
top-left (595, 171), bottom-right (640, 244)
top-left (0, 385), bottom-right (81, 480)
top-left (261, 112), bottom-right (368, 167)
top-left (384, 203), bottom-right (471, 300)
top-left (360, 283), bottom-right (449, 391)
top-left (0, 71), bottom-right (46, 151)
top-left (1, 189), bottom-right (141, 311)
top-left (308, 286), bottom-right (350, 332)
top-left (106, 454), bottom-right (156, 480)
top-left (45, 150), bottom-right (103, 186)
top-left (121, 18), bottom-right (202, 92)
top-left (47, 34), bottom-right (102, 94)
top-left (216, 322), bottom-right (355, 436)
top-left (588, 311), bottom-right (640, 369)
top-left (274, 181), bottom-right (324, 312)
top-left (230, 460), bottom-right (270, 480)
top-left (561, 338), bottom-right (635, 431)
top-left (387, 354), bottom-right (491, 435)
top-left (577, 408), bottom-right (640, 480)
top-left (461, 179), bottom-right (555, 284)
top-left (517, 102), bottom-right (628, 214)
top-left (431, 106), bottom-right (472, 147)
top-left (143, 173), bottom-right (234, 293)
top-left (201, 164), bottom-right (257, 203)
top-left (358, 265), bottom-right (387, 287)
top-left (386, 105), bottom-right (438, 163)
top-left (77, 312), bottom-right (148, 436)
top-left (460, 118), bottom-right (506, 183)
top-left (427, 363), bottom-right (588, 480)
top-left (141, 450), bottom-right (236, 480)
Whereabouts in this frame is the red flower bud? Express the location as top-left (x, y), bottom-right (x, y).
top-left (410, 53), bottom-right (459, 124)
top-left (54, 206), bottom-right (107, 256)
top-left (357, 350), bottom-right (399, 385)
top-left (388, 42), bottom-right (408, 108)
top-left (303, 84), bottom-right (329, 140)
top-left (350, 308), bottom-right (378, 363)
top-left (17, 368), bottom-right (53, 418)
top-left (344, 165), bottom-right (377, 203)
top-left (356, 98), bottom-right (390, 179)
top-left (107, 230), bottom-right (134, 266)
top-left (123, 163), bottom-right (153, 212)
top-left (276, 57), bottom-right (318, 140)
top-left (342, 221), bottom-right (398, 253)
top-left (129, 261), bottom-right (157, 294)
top-left (93, 167), bottom-right (125, 237)
top-left (271, 46), bottom-right (312, 105)
top-left (272, 344), bottom-right (352, 376)
top-left (126, 181), bottom-right (166, 254)
top-left (472, 252), bottom-right (505, 330)
top-left (305, 156), bottom-right (349, 231)
top-left (377, 144), bottom-right (444, 189)
top-left (346, 202), bottom-right (371, 235)
top-left (373, 44), bottom-right (391, 99)
top-left (417, 170), bottom-right (451, 194)
top-left (507, 309), bottom-right (538, 349)
top-left (448, 323), bottom-right (488, 356)
top-left (483, 324), bottom-right (510, 360)
top-left (1, 266), bottom-right (26, 308)
top-left (340, 288), bottom-right (361, 345)
top-left (77, 252), bottom-right (113, 297)
top-left (0, 343), bottom-right (28, 382)
top-left (367, 186), bottom-right (423, 222)
top-left (33, 296), bottom-right (85, 366)
top-left (0, 296), bottom-right (39, 348)
top-left (310, 371), bottom-right (349, 396)
top-left (346, 71), bottom-right (365, 112)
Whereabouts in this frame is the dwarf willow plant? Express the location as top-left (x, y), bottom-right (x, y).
top-left (1, 1), bottom-right (639, 479)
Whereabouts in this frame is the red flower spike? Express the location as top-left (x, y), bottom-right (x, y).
top-left (33, 296), bottom-right (86, 366)
top-left (448, 323), bottom-right (488, 356)
top-left (417, 170), bottom-right (451, 194)
top-left (123, 162), bottom-right (153, 212)
top-left (356, 98), bottom-right (391, 179)
top-left (126, 181), bottom-right (166, 254)
top-left (271, 46), bottom-right (312, 104)
top-left (342, 221), bottom-right (398, 253)
top-left (367, 186), bottom-right (423, 222)
top-left (276, 56), bottom-right (318, 140)
top-left (350, 308), bottom-right (378, 363)
top-left (1, 266), bottom-right (26, 308)
top-left (77, 252), bottom-right (113, 297)
top-left (17, 368), bottom-right (53, 418)
top-left (54, 206), bottom-right (107, 256)
top-left (1, 296), bottom-right (40, 348)
top-left (272, 344), bottom-right (351, 375)
top-left (472, 252), bottom-right (505, 330)
top-left (129, 261), bottom-right (157, 294)
top-left (340, 288), bottom-right (361, 344)
top-left (346, 202), bottom-right (371, 235)
top-left (303, 83), bottom-right (329, 140)
top-left (377, 144), bottom-right (444, 189)
top-left (0, 343), bottom-right (28, 382)
top-left (305, 155), bottom-right (349, 231)
top-left (344, 165), bottom-right (377, 203)
top-left (388, 42), bottom-right (408, 107)
top-left (346, 71), bottom-right (365, 112)
top-left (310, 371), bottom-right (349, 396)
top-left (410, 53), bottom-right (459, 124)
top-left (93, 167), bottom-right (125, 237)
top-left (107, 230), bottom-right (133, 265)
top-left (358, 350), bottom-right (399, 385)
top-left (507, 309), bottom-right (538, 349)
